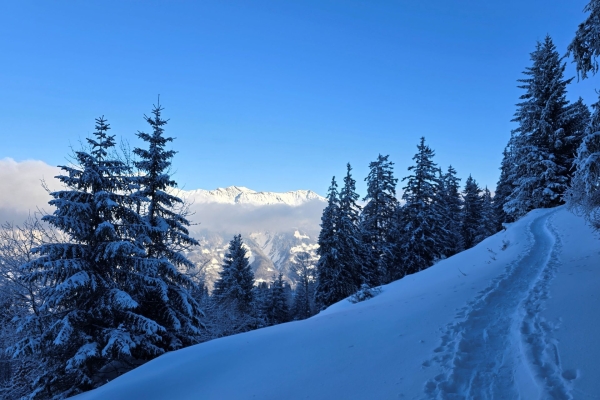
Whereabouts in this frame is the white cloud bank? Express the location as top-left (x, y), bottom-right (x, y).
top-left (0, 158), bottom-right (61, 223)
top-left (0, 159), bottom-right (325, 235)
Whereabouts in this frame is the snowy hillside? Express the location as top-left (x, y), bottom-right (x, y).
top-left (73, 206), bottom-right (600, 399)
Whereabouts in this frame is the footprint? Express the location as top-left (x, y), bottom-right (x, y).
top-left (561, 369), bottom-right (578, 381)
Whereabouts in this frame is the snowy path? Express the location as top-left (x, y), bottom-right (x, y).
top-left (425, 209), bottom-right (571, 399)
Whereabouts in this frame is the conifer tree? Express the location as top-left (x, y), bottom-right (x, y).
top-left (504, 36), bottom-right (576, 219)
top-left (13, 118), bottom-right (158, 397)
top-left (568, 0), bottom-right (600, 79)
top-left (213, 234), bottom-right (255, 315)
top-left (315, 177), bottom-right (347, 309)
top-left (251, 282), bottom-right (271, 327)
top-left (476, 187), bottom-right (497, 243)
top-left (132, 102), bottom-right (203, 356)
top-left (291, 252), bottom-right (316, 320)
top-left (265, 273), bottom-right (290, 325)
top-left (566, 93), bottom-right (600, 230)
top-left (396, 138), bottom-right (445, 275)
top-left (438, 165), bottom-right (464, 257)
top-left (337, 164), bottom-right (363, 291)
top-left (494, 145), bottom-right (515, 228)
top-left (560, 98), bottom-right (591, 172)
top-left (462, 175), bottom-right (483, 249)
top-left (360, 155), bottom-right (397, 285)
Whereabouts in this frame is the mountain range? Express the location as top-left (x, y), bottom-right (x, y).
top-left (178, 186), bottom-right (326, 289)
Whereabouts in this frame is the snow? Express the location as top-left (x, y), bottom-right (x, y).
top-left (73, 206), bottom-right (599, 399)
top-left (176, 186), bottom-right (326, 207)
top-left (293, 230), bottom-right (310, 239)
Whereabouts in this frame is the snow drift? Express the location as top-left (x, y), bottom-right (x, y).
top-left (73, 206), bottom-right (600, 399)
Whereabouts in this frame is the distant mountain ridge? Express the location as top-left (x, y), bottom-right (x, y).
top-left (177, 186), bottom-right (325, 207)
top-left (180, 186), bottom-right (326, 289)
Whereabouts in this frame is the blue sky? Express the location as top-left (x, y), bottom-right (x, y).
top-left (1, 0), bottom-right (597, 196)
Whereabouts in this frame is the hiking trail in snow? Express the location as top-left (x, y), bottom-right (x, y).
top-left (424, 209), bottom-right (573, 399)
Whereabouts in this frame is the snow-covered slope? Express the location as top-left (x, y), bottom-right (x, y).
top-left (73, 206), bottom-right (600, 399)
top-left (178, 186), bottom-right (325, 206)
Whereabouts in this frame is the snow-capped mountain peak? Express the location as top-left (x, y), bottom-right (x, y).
top-left (178, 186), bottom-right (326, 207)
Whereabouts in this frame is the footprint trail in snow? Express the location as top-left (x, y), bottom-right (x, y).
top-left (425, 209), bottom-right (572, 399)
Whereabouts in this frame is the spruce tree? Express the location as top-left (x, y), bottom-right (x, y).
top-left (13, 118), bottom-right (156, 397)
top-left (213, 234), bottom-right (255, 315)
top-left (265, 273), bottom-right (290, 325)
top-left (438, 165), bottom-right (464, 257)
top-left (504, 36), bottom-right (575, 219)
top-left (568, 0), bottom-right (600, 79)
top-left (462, 175), bottom-right (483, 249)
top-left (560, 98), bottom-right (591, 173)
top-left (566, 93), bottom-right (600, 230)
top-left (396, 138), bottom-right (445, 275)
top-left (360, 154), bottom-right (397, 285)
top-left (476, 186), bottom-right (497, 243)
top-left (290, 252), bottom-right (316, 320)
top-left (132, 102), bottom-right (203, 356)
top-left (337, 164), bottom-right (363, 291)
top-left (315, 177), bottom-right (346, 309)
top-left (494, 145), bottom-right (515, 228)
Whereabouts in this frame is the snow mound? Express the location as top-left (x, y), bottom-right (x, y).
top-left (73, 206), bottom-right (600, 399)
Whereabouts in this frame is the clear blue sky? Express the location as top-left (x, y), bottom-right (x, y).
top-left (1, 0), bottom-right (597, 196)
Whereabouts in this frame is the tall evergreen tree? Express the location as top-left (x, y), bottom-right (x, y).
top-left (264, 273), bottom-right (290, 326)
top-left (213, 234), bottom-right (255, 315)
top-left (568, 0), bottom-right (600, 79)
top-left (132, 102), bottom-right (203, 357)
top-left (504, 36), bottom-right (576, 219)
top-left (337, 164), bottom-right (363, 291)
top-left (566, 93), bottom-right (600, 230)
top-left (396, 138), bottom-right (445, 276)
top-left (291, 253), bottom-right (316, 321)
top-left (476, 186), bottom-right (497, 244)
top-left (560, 98), bottom-right (591, 172)
top-left (360, 155), bottom-right (397, 285)
top-left (13, 118), bottom-right (158, 398)
top-left (315, 177), bottom-right (347, 309)
top-left (438, 165), bottom-right (464, 257)
top-left (462, 175), bottom-right (483, 249)
top-left (494, 145), bottom-right (515, 228)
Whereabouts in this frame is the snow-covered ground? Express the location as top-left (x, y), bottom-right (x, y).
top-left (73, 206), bottom-right (600, 399)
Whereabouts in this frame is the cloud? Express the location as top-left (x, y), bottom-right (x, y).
top-left (0, 158), bottom-right (326, 234)
top-left (186, 200), bottom-right (325, 237)
top-left (0, 159), bottom-right (61, 223)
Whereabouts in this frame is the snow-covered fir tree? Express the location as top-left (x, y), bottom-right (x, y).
top-left (264, 273), bottom-right (290, 326)
top-left (568, 0), bottom-right (600, 79)
top-left (461, 175), bottom-right (484, 249)
top-left (213, 234), bottom-right (255, 315)
top-left (336, 164), bottom-right (363, 291)
top-left (315, 177), bottom-right (346, 309)
top-left (504, 36), bottom-right (578, 219)
top-left (438, 165), bottom-right (464, 257)
top-left (494, 145), bottom-right (515, 228)
top-left (360, 154), bottom-right (398, 285)
top-left (291, 252), bottom-right (316, 320)
top-left (13, 118), bottom-right (164, 398)
top-left (395, 138), bottom-right (445, 276)
top-left (132, 102), bottom-right (203, 359)
top-left (566, 93), bottom-right (600, 230)
top-left (560, 98), bottom-right (591, 172)
top-left (475, 186), bottom-right (497, 244)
